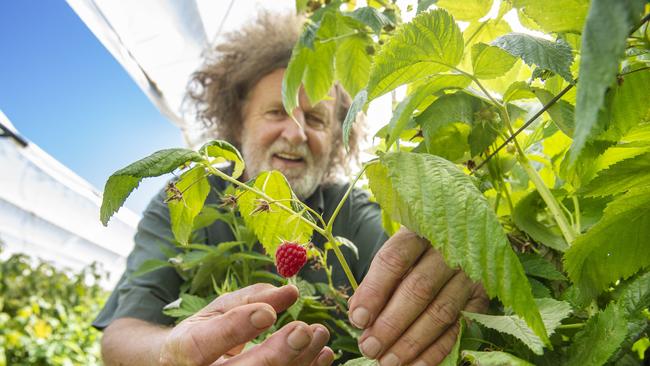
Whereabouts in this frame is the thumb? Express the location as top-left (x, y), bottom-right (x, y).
top-left (167, 303), bottom-right (277, 366)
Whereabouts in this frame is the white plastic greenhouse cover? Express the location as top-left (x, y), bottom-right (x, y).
top-left (65, 0), bottom-right (296, 148)
top-left (0, 110), bottom-right (139, 287)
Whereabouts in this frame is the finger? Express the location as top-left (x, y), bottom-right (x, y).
top-left (293, 324), bottom-right (331, 366)
top-left (349, 228), bottom-right (428, 330)
top-left (409, 321), bottom-right (461, 366)
top-left (357, 247), bottom-right (457, 360)
top-left (377, 273), bottom-right (473, 365)
top-left (464, 283), bottom-right (489, 313)
top-left (222, 321), bottom-right (319, 366)
top-left (200, 283), bottom-right (299, 316)
top-left (310, 347), bottom-right (334, 366)
top-left (164, 303), bottom-right (277, 366)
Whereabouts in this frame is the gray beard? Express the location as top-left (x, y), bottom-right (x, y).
top-left (240, 138), bottom-right (329, 200)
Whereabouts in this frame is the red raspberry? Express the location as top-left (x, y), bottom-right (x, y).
top-left (275, 242), bottom-right (307, 278)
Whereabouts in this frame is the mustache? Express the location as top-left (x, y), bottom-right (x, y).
top-left (267, 141), bottom-right (313, 163)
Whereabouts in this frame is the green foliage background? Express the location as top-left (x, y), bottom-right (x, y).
top-left (0, 246), bottom-right (107, 366)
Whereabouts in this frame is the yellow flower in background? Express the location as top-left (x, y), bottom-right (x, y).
top-left (16, 307), bottom-right (31, 319)
top-left (33, 319), bottom-right (52, 339)
top-left (5, 330), bottom-right (22, 347)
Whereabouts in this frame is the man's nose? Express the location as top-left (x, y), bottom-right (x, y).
top-left (281, 109), bottom-right (308, 145)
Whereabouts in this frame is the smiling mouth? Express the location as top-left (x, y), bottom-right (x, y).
top-left (273, 153), bottom-right (305, 164)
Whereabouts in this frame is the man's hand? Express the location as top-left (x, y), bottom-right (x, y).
top-left (160, 283), bottom-right (334, 366)
top-left (348, 228), bottom-right (489, 366)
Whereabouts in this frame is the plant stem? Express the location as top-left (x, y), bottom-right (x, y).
top-left (326, 163), bottom-right (372, 231)
top-left (572, 195), bottom-right (581, 234)
top-left (499, 108), bottom-right (577, 244)
top-left (324, 231), bottom-right (359, 290)
top-left (557, 323), bottom-right (585, 330)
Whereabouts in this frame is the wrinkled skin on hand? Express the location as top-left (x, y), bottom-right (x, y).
top-left (160, 283), bottom-right (334, 366)
top-left (349, 228), bottom-right (489, 366)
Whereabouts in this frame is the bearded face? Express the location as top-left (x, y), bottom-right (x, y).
top-left (239, 69), bottom-right (336, 199)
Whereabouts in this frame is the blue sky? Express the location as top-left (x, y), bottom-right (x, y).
top-left (0, 0), bottom-right (184, 215)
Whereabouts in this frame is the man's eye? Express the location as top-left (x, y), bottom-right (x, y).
top-left (307, 114), bottom-right (326, 128)
top-left (265, 109), bottom-right (286, 118)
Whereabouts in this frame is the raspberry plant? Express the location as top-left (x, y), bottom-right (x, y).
top-left (101, 1), bottom-right (650, 364)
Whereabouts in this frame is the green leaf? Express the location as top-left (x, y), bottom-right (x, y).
top-left (199, 140), bottom-right (245, 179)
top-left (163, 294), bottom-right (209, 319)
top-left (416, 0), bottom-right (436, 14)
top-left (342, 89), bottom-right (368, 150)
top-left (510, 0), bottom-right (589, 33)
top-left (463, 298), bottom-right (571, 355)
top-left (471, 43), bottom-right (517, 79)
top-left (287, 278), bottom-right (316, 319)
top-left (237, 171), bottom-right (314, 256)
top-left (615, 270), bottom-right (650, 317)
top-left (583, 152), bottom-right (650, 197)
top-left (100, 148), bottom-right (202, 225)
top-left (468, 119), bottom-right (499, 157)
top-left (565, 304), bottom-right (628, 366)
top-left (283, 43), bottom-right (307, 116)
top-left (366, 153), bottom-right (548, 343)
top-left (464, 18), bottom-right (512, 48)
top-left (424, 123), bottom-right (471, 162)
top-left (303, 13), bottom-right (337, 104)
top-left (599, 69), bottom-right (650, 141)
top-left (565, 186), bottom-right (650, 300)
top-left (462, 350), bottom-right (534, 366)
top-left (492, 33), bottom-right (573, 82)
top-left (367, 9), bottom-right (464, 101)
top-left (168, 166), bottom-right (210, 246)
top-left (435, 0), bottom-right (493, 21)
top-left (335, 236), bottom-right (359, 260)
top-left (131, 259), bottom-right (171, 278)
top-left (503, 81), bottom-right (535, 103)
top-left (512, 191), bottom-right (569, 252)
top-left (192, 206), bottom-right (226, 231)
top-left (386, 75), bottom-right (471, 148)
top-left (335, 34), bottom-right (373, 98)
top-left (532, 88), bottom-right (575, 137)
top-left (439, 320), bottom-right (464, 366)
top-left (346, 7), bottom-right (394, 35)
top-left (567, 0), bottom-right (646, 164)
top-left (529, 277), bottom-right (552, 298)
top-left (518, 253), bottom-right (567, 281)
top-left (416, 92), bottom-right (497, 156)
top-left (282, 13), bottom-right (337, 113)
top-left (341, 357), bottom-right (378, 366)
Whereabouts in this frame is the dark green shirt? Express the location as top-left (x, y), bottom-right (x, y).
top-left (93, 175), bottom-right (388, 330)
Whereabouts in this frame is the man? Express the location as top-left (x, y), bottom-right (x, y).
top-left (96, 11), bottom-right (487, 366)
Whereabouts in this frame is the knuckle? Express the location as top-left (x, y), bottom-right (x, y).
top-left (400, 271), bottom-right (437, 304)
top-left (398, 333), bottom-right (425, 355)
top-left (375, 247), bottom-right (410, 276)
top-left (374, 314), bottom-right (402, 337)
top-left (426, 300), bottom-right (460, 328)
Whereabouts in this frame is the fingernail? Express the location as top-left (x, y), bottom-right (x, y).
top-left (359, 336), bottom-right (382, 359)
top-left (412, 361), bottom-right (428, 366)
top-left (316, 349), bottom-right (333, 366)
top-left (313, 326), bottom-right (329, 341)
top-left (350, 307), bottom-right (370, 329)
top-left (380, 353), bottom-right (400, 366)
top-left (287, 326), bottom-right (311, 350)
top-left (249, 308), bottom-right (275, 329)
